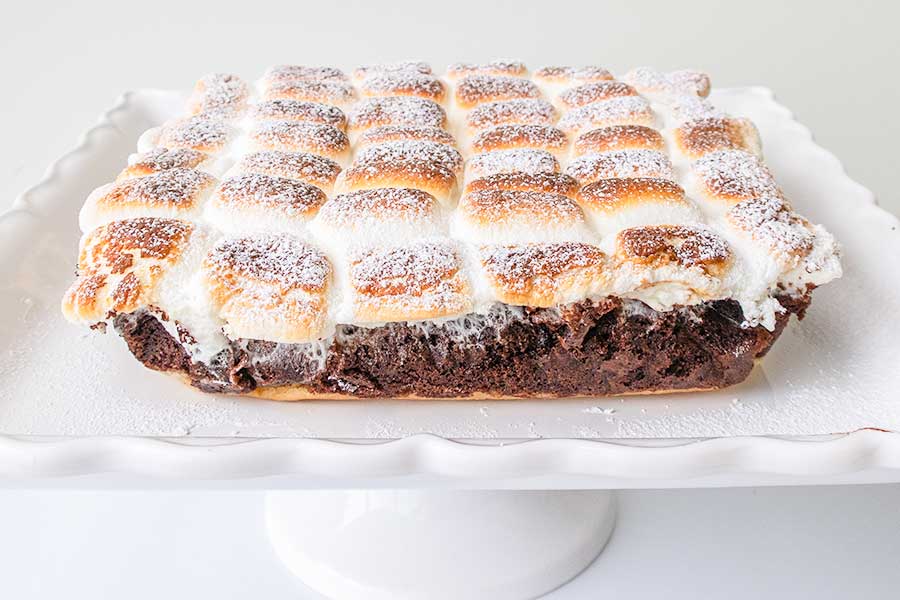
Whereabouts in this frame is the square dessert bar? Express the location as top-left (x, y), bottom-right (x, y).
top-left (62, 62), bottom-right (841, 399)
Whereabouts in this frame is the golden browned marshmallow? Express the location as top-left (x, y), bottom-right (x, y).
top-left (350, 240), bottom-right (471, 322)
top-left (261, 65), bottom-right (348, 88)
top-left (691, 149), bottom-right (781, 204)
top-left (118, 148), bottom-right (211, 181)
top-left (359, 72), bottom-right (446, 103)
top-left (355, 125), bottom-right (457, 151)
top-left (463, 172), bottom-right (580, 198)
top-left (336, 142), bottom-right (459, 204)
top-left (557, 96), bottom-right (656, 135)
top-left (352, 61), bottom-right (432, 82)
top-left (457, 189), bottom-right (588, 244)
top-left (346, 97), bottom-right (447, 136)
top-left (465, 99), bottom-right (557, 133)
top-left (188, 73), bottom-right (249, 119)
top-left (572, 125), bottom-right (665, 157)
top-left (147, 117), bottom-right (232, 154)
top-left (577, 178), bottom-right (699, 237)
top-left (479, 242), bottom-right (606, 306)
top-left (669, 96), bottom-right (724, 124)
top-left (470, 125), bottom-right (569, 161)
top-left (354, 140), bottom-right (464, 178)
top-left (263, 80), bottom-right (357, 107)
top-left (465, 149), bottom-right (560, 180)
top-left (62, 218), bottom-right (194, 322)
top-left (312, 188), bottom-right (442, 245)
top-left (250, 100), bottom-right (347, 130)
top-left (556, 81), bottom-right (638, 109)
top-left (578, 178), bottom-right (686, 212)
top-left (203, 234), bottom-right (332, 343)
top-left (533, 66), bottom-right (614, 85)
top-left (615, 225), bottom-right (731, 277)
top-left (623, 67), bottom-right (711, 98)
top-left (725, 195), bottom-right (814, 267)
top-left (673, 117), bottom-right (761, 159)
top-left (206, 173), bottom-right (326, 233)
top-left (80, 168), bottom-right (216, 231)
top-left (446, 60), bottom-right (528, 80)
top-left (454, 75), bottom-right (541, 109)
top-left (230, 151), bottom-right (342, 195)
top-left (669, 70), bottom-right (711, 97)
top-left (247, 121), bottom-right (350, 164)
top-left (566, 150), bottom-right (675, 184)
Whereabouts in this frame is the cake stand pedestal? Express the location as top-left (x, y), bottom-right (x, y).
top-left (266, 489), bottom-right (617, 600)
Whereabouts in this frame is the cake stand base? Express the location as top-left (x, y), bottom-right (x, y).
top-left (265, 489), bottom-right (616, 600)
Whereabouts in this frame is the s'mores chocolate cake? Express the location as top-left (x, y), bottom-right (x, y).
top-left (62, 63), bottom-right (841, 399)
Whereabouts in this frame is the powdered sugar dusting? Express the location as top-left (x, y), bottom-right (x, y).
top-left (727, 196), bottom-right (815, 259)
top-left (92, 218), bottom-right (194, 263)
top-left (216, 173), bottom-right (325, 216)
top-left (463, 190), bottom-right (584, 224)
top-left (157, 117), bottom-right (231, 152)
top-left (207, 234), bottom-right (330, 292)
top-left (558, 81), bottom-right (637, 108)
top-left (318, 188), bottom-right (435, 226)
top-left (250, 120), bottom-right (349, 155)
top-left (566, 150), bottom-right (675, 182)
top-left (350, 239), bottom-right (471, 322)
top-left (357, 125), bottom-right (456, 149)
top-left (623, 67), bottom-right (710, 97)
top-left (347, 96), bottom-right (446, 130)
top-left (466, 99), bottom-right (557, 131)
top-left (533, 65), bottom-right (614, 84)
top-left (235, 151), bottom-right (341, 185)
top-left (676, 117), bottom-right (759, 157)
top-left (481, 243), bottom-right (604, 290)
top-left (558, 96), bottom-right (654, 133)
top-left (693, 149), bottom-right (780, 200)
top-left (464, 172), bottom-right (579, 197)
top-left (670, 95), bottom-right (724, 123)
top-left (353, 61), bottom-right (432, 79)
top-left (354, 141), bottom-right (463, 175)
top-left (103, 168), bottom-right (215, 206)
top-left (455, 75), bottom-right (541, 107)
top-left (573, 125), bottom-right (664, 155)
top-left (579, 178), bottom-right (686, 210)
top-left (447, 60), bottom-right (527, 78)
top-left (466, 149), bottom-right (559, 179)
top-left (360, 72), bottom-right (446, 101)
top-left (352, 240), bottom-right (460, 297)
top-left (123, 148), bottom-right (208, 176)
top-left (251, 100), bottom-right (346, 129)
top-left (350, 241), bottom-right (472, 321)
top-left (189, 73), bottom-right (248, 118)
top-left (262, 65), bottom-right (347, 85)
top-left (264, 80), bottom-right (356, 105)
top-left (618, 225), bottom-right (731, 269)
top-left (471, 124), bottom-right (568, 153)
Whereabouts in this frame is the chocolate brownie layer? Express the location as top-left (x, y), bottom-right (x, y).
top-left (114, 295), bottom-right (810, 398)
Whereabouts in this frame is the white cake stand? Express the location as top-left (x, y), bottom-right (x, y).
top-left (1, 85), bottom-right (899, 599)
top-left (3, 432), bottom-right (900, 599)
top-left (266, 489), bottom-right (615, 599)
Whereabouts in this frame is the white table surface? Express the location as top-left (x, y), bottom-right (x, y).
top-left (2, 0), bottom-right (899, 597)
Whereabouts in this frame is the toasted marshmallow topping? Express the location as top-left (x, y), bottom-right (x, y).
top-left (64, 64), bottom-right (841, 356)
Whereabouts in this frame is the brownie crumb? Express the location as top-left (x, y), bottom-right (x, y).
top-left (114, 294), bottom-right (811, 398)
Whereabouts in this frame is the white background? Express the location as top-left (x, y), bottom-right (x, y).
top-left (1, 1), bottom-right (898, 597)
